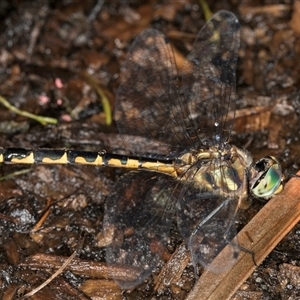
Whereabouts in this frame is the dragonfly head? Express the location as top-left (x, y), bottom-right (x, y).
top-left (250, 156), bottom-right (283, 199)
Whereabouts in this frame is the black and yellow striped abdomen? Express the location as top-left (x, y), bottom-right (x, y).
top-left (0, 148), bottom-right (178, 177)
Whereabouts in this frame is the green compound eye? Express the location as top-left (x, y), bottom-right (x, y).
top-left (251, 156), bottom-right (283, 198)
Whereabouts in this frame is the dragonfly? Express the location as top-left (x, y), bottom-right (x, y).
top-left (0, 11), bottom-right (284, 289)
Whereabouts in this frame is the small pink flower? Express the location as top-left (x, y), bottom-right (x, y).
top-left (55, 78), bottom-right (64, 89)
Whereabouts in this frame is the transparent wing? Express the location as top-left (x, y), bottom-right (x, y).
top-left (115, 11), bottom-right (240, 155)
top-left (176, 174), bottom-right (240, 271)
top-left (110, 10), bottom-right (241, 287)
top-left (182, 10), bottom-right (240, 147)
top-left (115, 28), bottom-right (188, 155)
top-left (103, 171), bottom-right (178, 289)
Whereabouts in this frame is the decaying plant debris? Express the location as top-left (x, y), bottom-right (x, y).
top-left (0, 1), bottom-right (300, 299)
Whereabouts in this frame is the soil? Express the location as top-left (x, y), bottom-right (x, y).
top-left (0, 1), bottom-right (300, 299)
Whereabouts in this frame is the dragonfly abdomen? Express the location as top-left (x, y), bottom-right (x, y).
top-left (0, 148), bottom-right (178, 176)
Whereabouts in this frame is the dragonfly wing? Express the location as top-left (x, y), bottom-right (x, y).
top-left (115, 28), bottom-right (182, 154)
top-left (182, 10), bottom-right (240, 147)
top-left (116, 12), bottom-right (240, 154)
top-left (176, 181), bottom-right (239, 271)
top-left (103, 171), bottom-right (177, 289)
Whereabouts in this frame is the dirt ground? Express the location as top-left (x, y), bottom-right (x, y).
top-left (0, 0), bottom-right (300, 299)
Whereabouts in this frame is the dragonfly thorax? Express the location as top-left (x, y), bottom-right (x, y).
top-left (177, 146), bottom-right (283, 202)
top-left (178, 146), bottom-right (252, 197)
